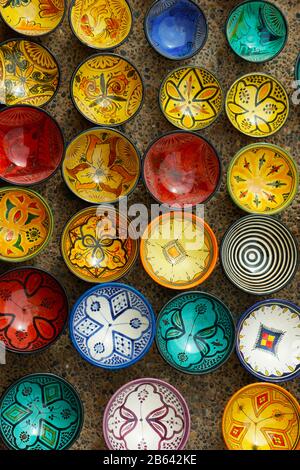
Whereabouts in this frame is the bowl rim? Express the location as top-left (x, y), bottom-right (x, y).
top-left (70, 52), bottom-right (145, 127)
top-left (144, 0), bottom-right (208, 61)
top-left (295, 53), bottom-right (300, 81)
top-left (102, 377), bottom-right (191, 450)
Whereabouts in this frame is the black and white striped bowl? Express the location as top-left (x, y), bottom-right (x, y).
top-left (220, 215), bottom-right (298, 295)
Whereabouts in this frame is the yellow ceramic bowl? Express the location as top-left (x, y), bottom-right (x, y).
top-left (62, 127), bottom-right (140, 204)
top-left (0, 0), bottom-right (65, 36)
top-left (71, 53), bottom-right (143, 126)
top-left (69, 0), bottom-right (132, 50)
top-left (159, 66), bottom-right (223, 131)
top-left (227, 143), bottom-right (299, 215)
top-left (226, 73), bottom-right (289, 137)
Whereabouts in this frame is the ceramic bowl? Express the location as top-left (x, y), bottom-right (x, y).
top-left (159, 66), bottom-right (222, 131)
top-left (143, 131), bottom-right (221, 208)
top-left (226, 73), bottom-right (289, 137)
top-left (69, 283), bottom-right (155, 369)
top-left (296, 53), bottom-right (300, 81)
top-left (0, 373), bottom-right (83, 450)
top-left (226, 0), bottom-right (288, 63)
top-left (0, 39), bottom-right (60, 107)
top-left (103, 378), bottom-right (190, 450)
top-left (61, 205), bottom-right (138, 283)
top-left (222, 383), bottom-right (300, 450)
top-left (144, 0), bottom-right (207, 60)
top-left (62, 127), bottom-right (140, 204)
top-left (69, 0), bottom-right (133, 50)
top-left (0, 0), bottom-right (66, 36)
top-left (71, 53), bottom-right (143, 126)
top-left (227, 143), bottom-right (298, 215)
top-left (0, 187), bottom-right (53, 262)
top-left (140, 211), bottom-right (218, 290)
top-left (0, 105), bottom-right (64, 186)
top-left (236, 299), bottom-right (300, 382)
top-left (156, 292), bottom-right (235, 375)
top-left (220, 215), bottom-right (298, 295)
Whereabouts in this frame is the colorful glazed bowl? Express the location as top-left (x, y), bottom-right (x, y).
top-left (140, 211), bottom-right (218, 290)
top-left (236, 299), bottom-right (300, 382)
top-left (0, 373), bottom-right (83, 450)
top-left (70, 283), bottom-right (155, 369)
top-left (0, 39), bottom-right (60, 107)
top-left (143, 131), bottom-right (221, 208)
top-left (103, 378), bottom-right (190, 450)
top-left (227, 143), bottom-right (298, 215)
top-left (222, 383), bottom-right (300, 450)
top-left (62, 127), bottom-right (140, 204)
top-left (61, 205), bottom-right (138, 283)
top-left (296, 53), bottom-right (300, 81)
top-left (220, 215), bottom-right (298, 295)
top-left (226, 0), bottom-right (288, 63)
top-left (0, 187), bottom-right (53, 262)
top-left (159, 66), bottom-right (223, 131)
top-left (71, 53), bottom-right (143, 126)
top-left (226, 73), bottom-right (289, 137)
top-left (0, 106), bottom-right (64, 186)
top-left (144, 0), bottom-right (208, 60)
top-left (156, 292), bottom-right (235, 374)
top-left (69, 0), bottom-right (133, 50)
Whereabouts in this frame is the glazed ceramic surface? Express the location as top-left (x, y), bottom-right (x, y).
top-left (160, 66), bottom-right (222, 131)
top-left (220, 215), bottom-right (298, 295)
top-left (227, 143), bottom-right (298, 215)
top-left (61, 205), bottom-right (138, 283)
top-left (69, 0), bottom-right (132, 49)
top-left (237, 300), bottom-right (300, 382)
top-left (63, 127), bottom-right (140, 204)
top-left (226, 1), bottom-right (288, 63)
top-left (0, 39), bottom-right (59, 107)
top-left (156, 292), bottom-right (235, 375)
top-left (143, 131), bottom-right (220, 207)
top-left (0, 106), bottom-right (64, 185)
top-left (71, 53), bottom-right (143, 126)
top-left (0, 187), bottom-right (53, 262)
top-left (0, 373), bottom-right (83, 450)
top-left (140, 212), bottom-right (218, 290)
top-left (144, 0), bottom-right (207, 60)
top-left (103, 378), bottom-right (190, 450)
top-left (222, 383), bottom-right (300, 450)
top-left (226, 73), bottom-right (289, 137)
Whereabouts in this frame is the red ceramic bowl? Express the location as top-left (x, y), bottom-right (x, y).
top-left (0, 106), bottom-right (64, 185)
top-left (143, 131), bottom-right (221, 207)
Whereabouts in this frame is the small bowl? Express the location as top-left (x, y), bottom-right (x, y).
top-left (0, 39), bottom-right (60, 107)
top-left (69, 0), bottom-right (133, 50)
top-left (156, 291), bottom-right (235, 374)
top-left (236, 299), bottom-right (300, 382)
top-left (143, 131), bottom-right (221, 208)
top-left (159, 66), bottom-right (222, 131)
top-left (140, 211), bottom-right (218, 290)
top-left (0, 187), bottom-right (53, 262)
top-left (144, 0), bottom-right (208, 60)
top-left (61, 205), bottom-right (138, 283)
top-left (103, 378), bottom-right (190, 450)
top-left (0, 373), bottom-right (83, 450)
top-left (70, 283), bottom-right (155, 369)
top-left (227, 143), bottom-right (298, 215)
top-left (226, 73), bottom-right (289, 137)
top-left (70, 53), bottom-right (144, 126)
top-left (226, 0), bottom-right (288, 63)
top-left (220, 215), bottom-right (298, 295)
top-left (62, 127), bottom-right (140, 204)
top-left (0, 105), bottom-right (64, 186)
top-left (222, 383), bottom-right (300, 450)
top-left (296, 53), bottom-right (300, 81)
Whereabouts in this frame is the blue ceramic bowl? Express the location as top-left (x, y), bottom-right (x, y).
top-left (70, 283), bottom-right (156, 369)
top-left (144, 0), bottom-right (208, 60)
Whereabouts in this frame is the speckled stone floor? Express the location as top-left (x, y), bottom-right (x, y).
top-left (0, 0), bottom-right (299, 451)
